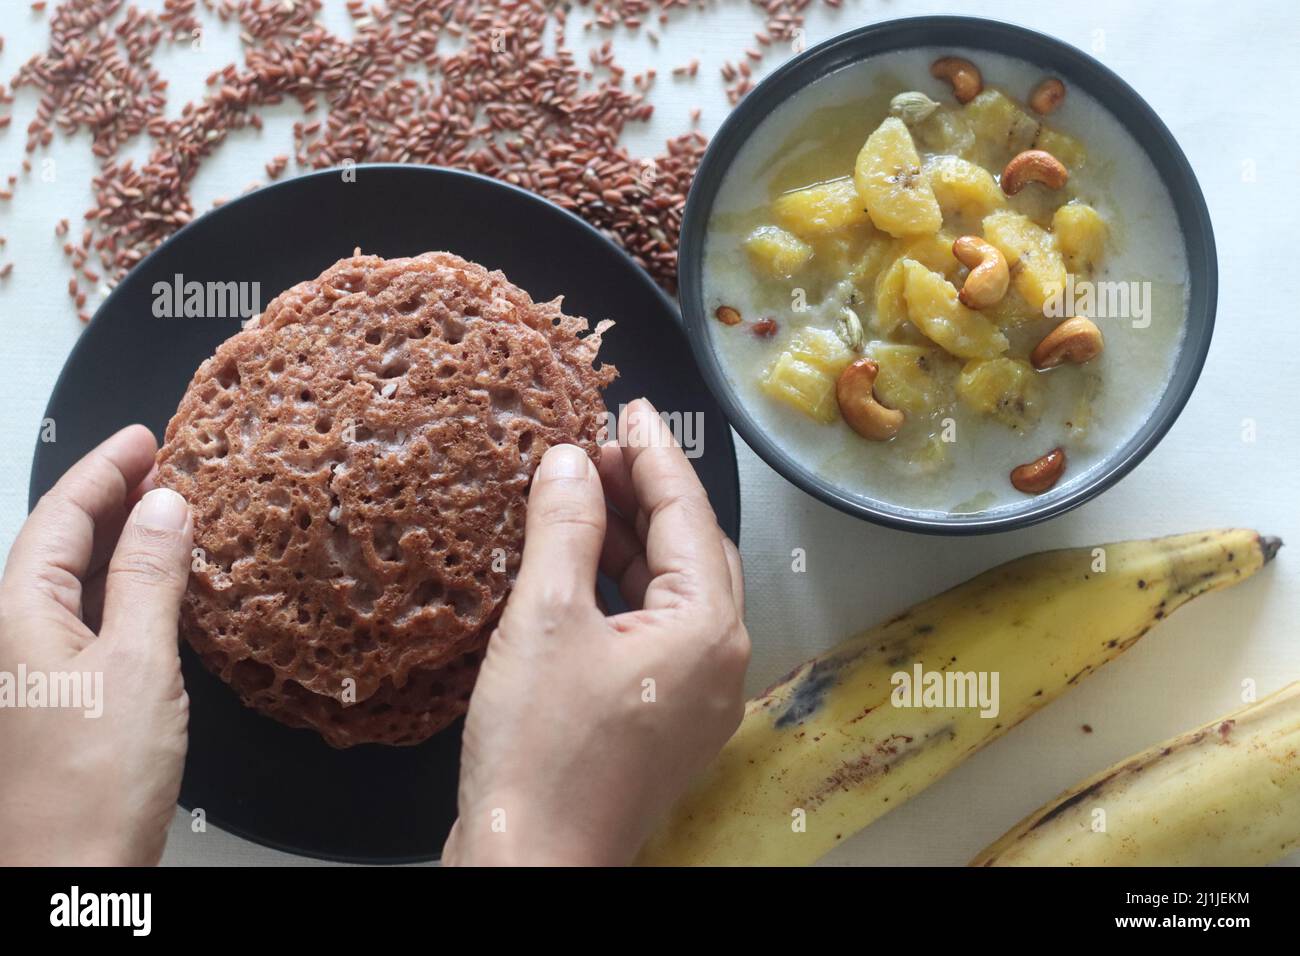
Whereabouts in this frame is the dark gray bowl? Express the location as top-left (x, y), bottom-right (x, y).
top-left (679, 15), bottom-right (1216, 534)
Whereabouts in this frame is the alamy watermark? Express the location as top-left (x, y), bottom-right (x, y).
top-left (0, 666), bottom-right (103, 718)
top-left (152, 273), bottom-right (261, 320)
top-left (1044, 276), bottom-right (1152, 329)
top-left (599, 404), bottom-right (705, 459)
top-left (50, 886), bottom-right (150, 936)
top-left (891, 663), bottom-right (1000, 719)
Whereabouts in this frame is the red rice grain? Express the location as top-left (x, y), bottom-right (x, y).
top-left (10, 0), bottom-right (834, 312)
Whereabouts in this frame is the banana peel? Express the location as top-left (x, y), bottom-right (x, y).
top-left (973, 680), bottom-right (1300, 866)
top-left (637, 530), bottom-right (1280, 866)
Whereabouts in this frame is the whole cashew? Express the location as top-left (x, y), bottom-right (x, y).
top-left (952, 236), bottom-right (1010, 309)
top-left (1031, 316), bottom-right (1104, 369)
top-left (1010, 447), bottom-right (1066, 494)
top-left (1029, 77), bottom-right (1066, 115)
top-left (1000, 149), bottom-right (1069, 195)
top-left (930, 56), bottom-right (982, 104)
top-left (836, 359), bottom-right (905, 441)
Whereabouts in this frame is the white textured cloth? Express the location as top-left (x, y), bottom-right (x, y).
top-left (0, 0), bottom-right (1295, 866)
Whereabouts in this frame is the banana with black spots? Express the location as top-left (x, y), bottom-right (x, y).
top-left (637, 530), bottom-right (1280, 866)
top-left (973, 680), bottom-right (1300, 865)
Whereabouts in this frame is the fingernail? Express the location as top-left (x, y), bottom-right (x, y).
top-left (539, 444), bottom-right (589, 480)
top-left (625, 399), bottom-right (650, 431)
top-left (134, 487), bottom-right (189, 531)
top-left (625, 398), bottom-right (670, 450)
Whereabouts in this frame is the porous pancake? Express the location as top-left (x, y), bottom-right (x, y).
top-left (157, 252), bottom-right (615, 746)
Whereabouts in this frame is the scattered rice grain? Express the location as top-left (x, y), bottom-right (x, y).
top-left (12, 0), bottom-right (832, 311)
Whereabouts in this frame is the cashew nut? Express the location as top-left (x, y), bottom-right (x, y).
top-left (1029, 77), bottom-right (1066, 115)
top-left (930, 56), bottom-right (982, 104)
top-left (1010, 447), bottom-right (1066, 494)
top-left (1000, 149), bottom-right (1069, 195)
top-left (1031, 317), bottom-right (1104, 369)
top-left (952, 236), bottom-right (1010, 309)
top-left (836, 359), bottom-right (905, 441)
top-left (715, 305), bottom-right (742, 326)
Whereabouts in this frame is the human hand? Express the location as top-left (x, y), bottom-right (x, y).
top-left (0, 425), bottom-right (193, 865)
top-left (444, 398), bottom-right (750, 866)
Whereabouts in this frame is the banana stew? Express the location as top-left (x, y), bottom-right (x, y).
top-left (703, 48), bottom-right (1187, 514)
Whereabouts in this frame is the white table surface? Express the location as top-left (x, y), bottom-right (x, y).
top-left (1, 0), bottom-right (1296, 867)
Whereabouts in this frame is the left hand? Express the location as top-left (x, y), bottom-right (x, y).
top-left (0, 425), bottom-right (193, 865)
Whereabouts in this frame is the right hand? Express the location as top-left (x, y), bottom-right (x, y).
top-left (444, 398), bottom-right (749, 866)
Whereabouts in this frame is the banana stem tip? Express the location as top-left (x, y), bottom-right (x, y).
top-left (1260, 534), bottom-right (1283, 563)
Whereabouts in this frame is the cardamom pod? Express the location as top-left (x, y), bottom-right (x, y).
top-left (889, 91), bottom-right (941, 126)
top-left (835, 305), bottom-right (865, 352)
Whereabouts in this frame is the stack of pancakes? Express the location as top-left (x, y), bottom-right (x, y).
top-left (157, 252), bottom-right (615, 746)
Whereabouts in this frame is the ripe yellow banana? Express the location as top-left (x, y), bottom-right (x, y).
top-left (637, 529), bottom-right (1279, 866)
top-left (972, 681), bottom-right (1300, 866)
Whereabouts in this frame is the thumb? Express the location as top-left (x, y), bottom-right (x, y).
top-left (99, 488), bottom-right (193, 658)
top-left (513, 444), bottom-right (605, 611)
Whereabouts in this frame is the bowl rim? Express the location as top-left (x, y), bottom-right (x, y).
top-left (678, 14), bottom-right (1217, 535)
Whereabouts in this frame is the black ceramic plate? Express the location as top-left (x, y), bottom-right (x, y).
top-left (679, 16), bottom-right (1217, 534)
top-left (27, 165), bottom-right (740, 863)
